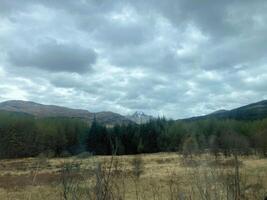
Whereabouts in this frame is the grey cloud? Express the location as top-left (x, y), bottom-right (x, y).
top-left (0, 0), bottom-right (119, 17)
top-left (106, 42), bottom-right (181, 73)
top-left (94, 21), bottom-right (153, 47)
top-left (201, 34), bottom-right (267, 70)
top-left (8, 41), bottom-right (97, 73)
top-left (0, 0), bottom-right (32, 17)
top-left (1, 0), bottom-right (267, 118)
top-left (134, 0), bottom-right (266, 38)
top-left (50, 74), bottom-right (101, 94)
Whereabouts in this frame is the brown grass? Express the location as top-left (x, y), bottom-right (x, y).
top-left (0, 172), bottom-right (60, 189)
top-left (0, 153), bottom-right (266, 199)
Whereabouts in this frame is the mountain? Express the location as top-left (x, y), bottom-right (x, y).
top-left (2, 99), bottom-right (267, 125)
top-left (210, 109), bottom-right (228, 115)
top-left (184, 100), bottom-right (267, 121)
top-left (0, 100), bottom-right (132, 126)
top-left (126, 111), bottom-right (154, 124)
top-left (95, 111), bottom-right (133, 126)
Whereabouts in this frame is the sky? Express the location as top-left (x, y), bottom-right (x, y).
top-left (0, 0), bottom-right (267, 119)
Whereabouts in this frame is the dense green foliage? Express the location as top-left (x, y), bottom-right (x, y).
top-left (0, 111), bottom-right (267, 158)
top-left (87, 118), bottom-right (267, 157)
top-left (0, 111), bottom-right (87, 158)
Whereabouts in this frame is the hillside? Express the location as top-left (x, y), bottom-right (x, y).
top-left (0, 100), bottom-right (132, 126)
top-left (185, 100), bottom-right (267, 121)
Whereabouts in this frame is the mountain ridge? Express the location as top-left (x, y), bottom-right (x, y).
top-left (0, 100), bottom-right (132, 126)
top-left (183, 100), bottom-right (267, 121)
top-left (1, 99), bottom-right (267, 124)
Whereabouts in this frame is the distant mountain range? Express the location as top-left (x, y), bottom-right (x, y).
top-left (0, 100), bottom-right (132, 126)
top-left (126, 111), bottom-right (154, 124)
top-left (184, 100), bottom-right (267, 121)
top-left (1, 100), bottom-right (267, 125)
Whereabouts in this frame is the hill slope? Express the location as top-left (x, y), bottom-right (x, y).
top-left (185, 100), bottom-right (267, 121)
top-left (0, 100), bottom-right (132, 126)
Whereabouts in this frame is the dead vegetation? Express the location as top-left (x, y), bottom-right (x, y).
top-left (0, 153), bottom-right (266, 200)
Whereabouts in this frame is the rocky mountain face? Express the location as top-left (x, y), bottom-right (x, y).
top-left (126, 111), bottom-right (154, 124)
top-left (184, 100), bottom-right (267, 121)
top-left (0, 100), bottom-right (132, 126)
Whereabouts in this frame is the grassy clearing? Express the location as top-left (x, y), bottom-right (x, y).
top-left (0, 153), bottom-right (267, 199)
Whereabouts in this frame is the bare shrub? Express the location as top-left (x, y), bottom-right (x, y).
top-left (149, 180), bottom-right (164, 200)
top-left (59, 155), bottom-right (127, 200)
top-left (131, 155), bottom-right (144, 200)
top-left (60, 161), bottom-right (82, 200)
top-left (182, 136), bottom-right (199, 159)
top-left (131, 155), bottom-right (144, 179)
top-left (56, 153), bottom-right (266, 200)
top-left (166, 171), bottom-right (185, 200)
top-left (184, 154), bottom-right (267, 200)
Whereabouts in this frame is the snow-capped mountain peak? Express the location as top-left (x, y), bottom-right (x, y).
top-left (126, 111), bottom-right (154, 124)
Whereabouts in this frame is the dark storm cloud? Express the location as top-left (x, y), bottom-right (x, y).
top-left (1, 0), bottom-right (267, 118)
top-left (8, 41), bottom-right (97, 73)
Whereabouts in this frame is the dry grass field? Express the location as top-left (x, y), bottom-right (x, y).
top-left (0, 153), bottom-right (267, 200)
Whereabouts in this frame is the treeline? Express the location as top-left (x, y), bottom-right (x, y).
top-left (0, 111), bottom-right (88, 158)
top-left (0, 111), bottom-right (267, 158)
top-left (87, 118), bottom-right (267, 157)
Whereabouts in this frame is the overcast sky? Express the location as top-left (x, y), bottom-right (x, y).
top-left (0, 0), bottom-right (267, 119)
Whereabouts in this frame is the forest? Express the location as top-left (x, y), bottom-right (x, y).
top-left (0, 110), bottom-right (267, 159)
